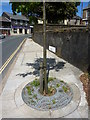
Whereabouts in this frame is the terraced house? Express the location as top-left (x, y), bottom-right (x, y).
top-left (82, 6), bottom-right (90, 25)
top-left (0, 16), bottom-right (11, 35)
top-left (2, 12), bottom-right (31, 35)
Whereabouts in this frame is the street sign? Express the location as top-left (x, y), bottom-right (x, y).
top-left (49, 46), bottom-right (56, 53)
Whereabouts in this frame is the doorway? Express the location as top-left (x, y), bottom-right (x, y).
top-left (25, 29), bottom-right (27, 34)
top-left (19, 29), bottom-right (22, 33)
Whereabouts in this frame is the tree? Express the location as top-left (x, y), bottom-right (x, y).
top-left (10, 2), bottom-right (80, 24)
top-left (43, 1), bottom-right (48, 94)
top-left (10, 2), bottom-right (80, 94)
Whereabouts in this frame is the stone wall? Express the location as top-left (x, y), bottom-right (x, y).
top-left (33, 25), bottom-right (90, 72)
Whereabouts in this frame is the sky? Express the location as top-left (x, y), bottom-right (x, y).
top-left (0, 1), bottom-right (89, 17)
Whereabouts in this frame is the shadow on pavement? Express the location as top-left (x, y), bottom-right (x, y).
top-left (16, 58), bottom-right (65, 78)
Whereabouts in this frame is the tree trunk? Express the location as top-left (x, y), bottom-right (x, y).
top-left (43, 1), bottom-right (48, 94)
top-left (40, 62), bottom-right (44, 94)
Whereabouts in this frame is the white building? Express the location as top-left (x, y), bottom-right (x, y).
top-left (64, 16), bottom-right (82, 25)
top-left (2, 12), bottom-right (31, 35)
top-left (82, 6), bottom-right (90, 25)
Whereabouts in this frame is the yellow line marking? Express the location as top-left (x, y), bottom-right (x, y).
top-left (0, 39), bottom-right (26, 74)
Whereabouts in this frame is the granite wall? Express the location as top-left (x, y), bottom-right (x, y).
top-left (33, 25), bottom-right (90, 72)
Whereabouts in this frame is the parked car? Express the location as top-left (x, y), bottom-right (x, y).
top-left (0, 34), bottom-right (5, 39)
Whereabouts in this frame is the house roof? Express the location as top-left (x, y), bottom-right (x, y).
top-left (0, 16), bottom-right (11, 22)
top-left (83, 6), bottom-right (90, 11)
top-left (3, 12), bottom-right (29, 21)
top-left (73, 16), bottom-right (81, 20)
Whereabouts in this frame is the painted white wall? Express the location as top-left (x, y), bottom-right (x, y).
top-left (76, 20), bottom-right (80, 25)
top-left (10, 29), bottom-right (13, 35)
top-left (29, 28), bottom-right (31, 34)
top-left (27, 29), bottom-right (30, 34)
top-left (10, 28), bottom-right (32, 35)
top-left (17, 29), bottom-right (19, 34)
top-left (38, 19), bottom-right (43, 24)
top-left (68, 19), bottom-right (81, 25)
top-left (22, 29), bottom-right (25, 34)
top-left (64, 20), bottom-right (68, 25)
top-left (86, 10), bottom-right (88, 19)
top-left (10, 28), bottom-right (17, 35)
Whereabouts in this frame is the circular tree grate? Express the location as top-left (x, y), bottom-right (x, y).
top-left (22, 79), bottom-right (73, 111)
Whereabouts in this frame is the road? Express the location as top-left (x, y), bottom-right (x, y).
top-left (1, 35), bottom-right (29, 66)
top-left (0, 34), bottom-right (29, 92)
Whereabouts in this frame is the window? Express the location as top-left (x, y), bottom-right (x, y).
top-left (14, 20), bottom-right (18, 25)
top-left (20, 20), bottom-right (23, 25)
top-left (83, 11), bottom-right (86, 19)
top-left (13, 28), bottom-right (17, 33)
top-left (25, 22), bottom-right (28, 26)
top-left (86, 10), bottom-right (88, 19)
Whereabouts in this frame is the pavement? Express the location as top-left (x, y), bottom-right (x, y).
top-left (0, 38), bottom-right (88, 119)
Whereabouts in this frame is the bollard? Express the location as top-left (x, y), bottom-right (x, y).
top-left (39, 62), bottom-right (44, 94)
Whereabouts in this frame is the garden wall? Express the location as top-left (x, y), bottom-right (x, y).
top-left (33, 25), bottom-right (90, 72)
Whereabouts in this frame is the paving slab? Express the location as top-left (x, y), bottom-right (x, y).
top-left (0, 96), bottom-right (2, 119)
top-left (1, 38), bottom-right (88, 118)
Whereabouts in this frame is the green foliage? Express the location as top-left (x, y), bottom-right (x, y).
top-left (26, 86), bottom-right (32, 95)
top-left (29, 16), bottom-right (38, 24)
top-left (28, 91), bottom-right (32, 95)
top-left (60, 80), bottom-right (64, 83)
top-left (48, 77), bottom-right (54, 82)
top-left (62, 86), bottom-right (68, 92)
top-left (85, 73), bottom-right (90, 80)
top-left (48, 86), bottom-right (56, 96)
top-left (30, 79), bottom-right (40, 87)
top-left (26, 86), bottom-right (30, 90)
top-left (49, 105), bottom-right (51, 109)
top-left (56, 83), bottom-right (60, 87)
top-left (33, 94), bottom-right (37, 99)
top-left (52, 99), bottom-right (56, 104)
top-left (48, 86), bottom-right (54, 92)
top-left (31, 87), bottom-right (34, 92)
top-left (10, 2), bottom-right (80, 24)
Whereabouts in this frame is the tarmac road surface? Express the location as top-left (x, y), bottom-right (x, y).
top-left (0, 34), bottom-right (29, 81)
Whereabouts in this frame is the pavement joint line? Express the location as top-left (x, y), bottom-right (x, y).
top-left (21, 52), bottom-right (25, 65)
top-left (0, 38), bottom-right (26, 74)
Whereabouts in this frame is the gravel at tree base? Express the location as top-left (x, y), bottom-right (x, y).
top-left (22, 79), bottom-right (73, 111)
